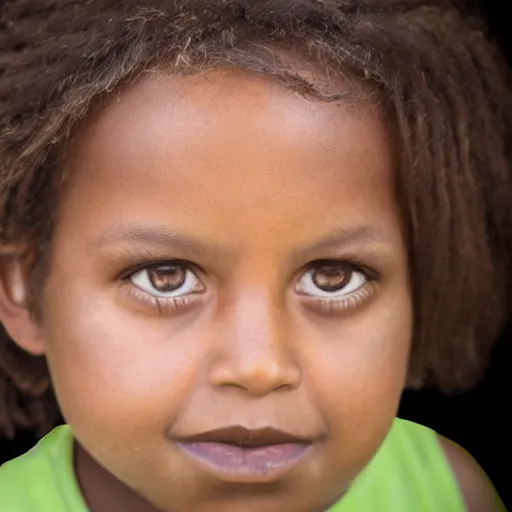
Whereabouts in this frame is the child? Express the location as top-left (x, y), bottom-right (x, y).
top-left (0, 0), bottom-right (510, 510)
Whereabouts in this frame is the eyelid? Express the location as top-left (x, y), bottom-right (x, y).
top-left (319, 257), bottom-right (377, 274)
top-left (296, 261), bottom-right (370, 295)
top-left (120, 261), bottom-right (208, 315)
top-left (299, 259), bottom-right (380, 282)
top-left (119, 259), bottom-right (205, 281)
top-left (118, 257), bottom-right (380, 315)
top-left (133, 266), bottom-right (204, 297)
top-left (120, 258), bottom-right (378, 290)
top-left (304, 283), bottom-right (376, 314)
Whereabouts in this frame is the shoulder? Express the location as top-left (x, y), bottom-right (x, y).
top-left (437, 435), bottom-right (504, 512)
top-left (0, 450), bottom-right (34, 507)
top-left (0, 426), bottom-right (77, 510)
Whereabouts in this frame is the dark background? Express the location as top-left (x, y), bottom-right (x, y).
top-left (399, 1), bottom-right (511, 508)
top-left (1, 1), bottom-right (511, 509)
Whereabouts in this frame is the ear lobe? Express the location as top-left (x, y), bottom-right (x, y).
top-left (0, 246), bottom-right (46, 356)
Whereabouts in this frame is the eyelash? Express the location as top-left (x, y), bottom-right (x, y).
top-left (297, 259), bottom-right (378, 314)
top-left (119, 260), bottom-right (205, 315)
top-left (305, 281), bottom-right (375, 314)
top-left (120, 259), bottom-right (379, 315)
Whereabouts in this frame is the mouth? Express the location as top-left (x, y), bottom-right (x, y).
top-left (175, 426), bottom-right (314, 482)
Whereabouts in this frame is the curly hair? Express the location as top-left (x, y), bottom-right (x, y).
top-left (0, 0), bottom-right (511, 439)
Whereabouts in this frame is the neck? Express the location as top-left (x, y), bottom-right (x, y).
top-left (74, 442), bottom-right (162, 512)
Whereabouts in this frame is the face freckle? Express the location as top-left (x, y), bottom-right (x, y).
top-left (40, 70), bottom-right (412, 512)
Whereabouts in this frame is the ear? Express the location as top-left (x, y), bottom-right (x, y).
top-left (0, 245), bottom-right (46, 356)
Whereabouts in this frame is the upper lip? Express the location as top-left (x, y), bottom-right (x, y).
top-left (175, 426), bottom-right (313, 448)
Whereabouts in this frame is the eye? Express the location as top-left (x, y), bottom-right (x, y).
top-left (130, 263), bottom-right (204, 298)
top-left (296, 262), bottom-right (368, 298)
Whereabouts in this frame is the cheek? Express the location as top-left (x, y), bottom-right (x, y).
top-left (41, 282), bottom-right (205, 438)
top-left (298, 294), bottom-right (412, 477)
top-left (41, 256), bottom-right (412, 468)
top-left (304, 294), bottom-right (413, 432)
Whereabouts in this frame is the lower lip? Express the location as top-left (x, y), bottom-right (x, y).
top-left (177, 441), bottom-right (311, 481)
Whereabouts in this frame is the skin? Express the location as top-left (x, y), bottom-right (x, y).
top-left (0, 70), bottom-right (499, 511)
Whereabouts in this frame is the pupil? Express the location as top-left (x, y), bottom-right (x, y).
top-left (312, 265), bottom-right (350, 292)
top-left (148, 266), bottom-right (186, 292)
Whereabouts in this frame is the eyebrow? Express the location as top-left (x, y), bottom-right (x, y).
top-left (96, 223), bottom-right (227, 258)
top-left (96, 223), bottom-right (392, 259)
top-left (294, 225), bottom-right (392, 260)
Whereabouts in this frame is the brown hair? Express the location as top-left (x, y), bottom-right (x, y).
top-left (0, 0), bottom-right (511, 439)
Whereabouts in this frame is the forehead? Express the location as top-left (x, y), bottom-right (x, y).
top-left (71, 69), bottom-right (391, 173)
top-left (58, 70), bottom-right (401, 255)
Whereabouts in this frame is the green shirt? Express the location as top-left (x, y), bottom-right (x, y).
top-left (0, 418), bottom-right (506, 511)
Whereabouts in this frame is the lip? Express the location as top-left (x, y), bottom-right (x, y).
top-left (175, 426), bottom-right (314, 482)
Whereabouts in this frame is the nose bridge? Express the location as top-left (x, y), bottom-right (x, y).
top-left (208, 288), bottom-right (301, 395)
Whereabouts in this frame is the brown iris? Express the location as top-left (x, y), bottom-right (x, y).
top-left (148, 265), bottom-right (187, 292)
top-left (312, 264), bottom-right (351, 292)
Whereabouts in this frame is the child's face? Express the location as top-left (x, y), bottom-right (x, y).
top-left (38, 71), bottom-right (412, 511)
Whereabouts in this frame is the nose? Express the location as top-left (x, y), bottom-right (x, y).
top-left (208, 291), bottom-right (302, 396)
